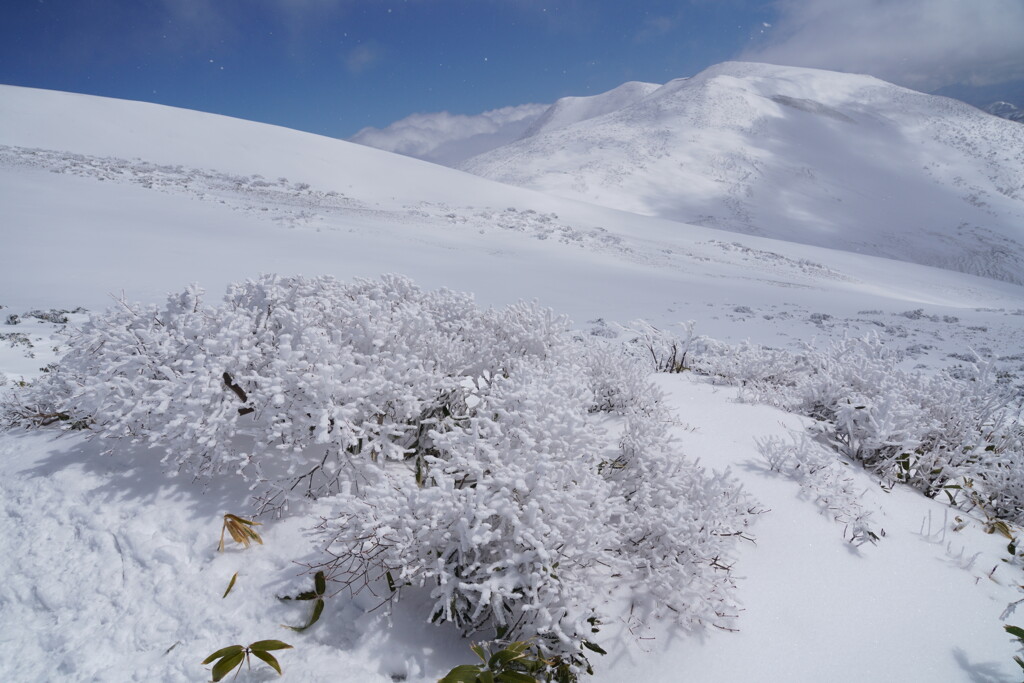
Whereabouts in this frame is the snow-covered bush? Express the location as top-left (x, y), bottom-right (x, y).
top-left (318, 355), bottom-right (619, 667)
top-left (623, 320), bottom-right (700, 373)
top-left (775, 336), bottom-right (1024, 521)
top-left (758, 433), bottom-right (878, 545)
top-left (680, 331), bottom-right (1024, 525)
top-left (3, 274), bottom-right (755, 675)
top-left (623, 320), bottom-right (806, 394)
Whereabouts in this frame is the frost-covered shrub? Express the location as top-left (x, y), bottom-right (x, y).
top-left (319, 356), bottom-right (619, 666)
top-left (7, 275), bottom-right (581, 510)
top-left (687, 331), bottom-right (1024, 524)
top-left (624, 320), bottom-right (700, 373)
top-left (4, 274), bottom-right (755, 674)
top-left (758, 434), bottom-right (878, 545)
top-left (609, 399), bottom-right (755, 626)
top-left (624, 320), bottom-right (806, 394)
top-left (775, 336), bottom-right (1024, 517)
top-left (577, 335), bottom-right (656, 415)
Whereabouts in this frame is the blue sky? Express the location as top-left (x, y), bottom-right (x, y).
top-left (2, 1), bottom-right (1023, 138)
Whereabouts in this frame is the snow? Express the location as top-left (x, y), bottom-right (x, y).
top-left (459, 62), bottom-right (1024, 285)
top-left (638, 377), bottom-right (1018, 683)
top-left (347, 81), bottom-right (659, 167)
top-left (1, 374), bottom-right (1017, 681)
top-left (350, 103), bottom-right (550, 166)
top-left (1, 74), bottom-right (1024, 682)
top-left (518, 81), bottom-right (660, 139)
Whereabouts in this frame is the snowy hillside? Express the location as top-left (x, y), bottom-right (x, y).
top-left (348, 81), bottom-right (659, 167)
top-left (518, 81), bottom-right (660, 139)
top-left (461, 62), bottom-right (1024, 285)
top-left (7, 83), bottom-right (1022, 344)
top-left (349, 103), bottom-right (549, 166)
top-left (2, 83), bottom-right (1024, 683)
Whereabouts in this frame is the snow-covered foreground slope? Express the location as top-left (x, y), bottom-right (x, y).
top-left (461, 62), bottom-right (1024, 285)
top-left (2, 85), bottom-right (1024, 682)
top-left (1, 376), bottom-right (1018, 682)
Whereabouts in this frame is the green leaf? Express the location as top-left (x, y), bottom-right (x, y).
top-left (1015, 655), bottom-right (1024, 670)
top-left (250, 649), bottom-right (283, 675)
top-left (438, 664), bottom-right (484, 683)
top-left (222, 572), bottom-right (238, 599)
top-left (286, 598), bottom-right (325, 632)
top-left (478, 671), bottom-right (495, 683)
top-left (517, 658), bottom-right (545, 673)
top-left (488, 640), bottom-right (531, 669)
top-left (386, 570), bottom-right (397, 593)
top-left (489, 650), bottom-right (520, 670)
top-left (1005, 625), bottom-right (1024, 640)
top-left (210, 651), bottom-right (245, 682)
top-left (470, 643), bottom-right (488, 664)
top-left (281, 591), bottom-right (319, 602)
top-left (314, 571), bottom-right (326, 596)
top-left (249, 640), bottom-right (293, 652)
top-left (582, 640), bottom-right (607, 655)
top-left (309, 598), bottom-right (325, 626)
top-left (201, 645), bottom-right (243, 665)
top-left (495, 672), bottom-right (538, 683)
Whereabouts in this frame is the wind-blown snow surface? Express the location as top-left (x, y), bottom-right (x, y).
top-left (461, 62), bottom-right (1024, 285)
top-left (2, 84), bottom-right (1024, 682)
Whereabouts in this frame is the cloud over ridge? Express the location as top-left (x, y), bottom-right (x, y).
top-left (742, 0), bottom-right (1024, 90)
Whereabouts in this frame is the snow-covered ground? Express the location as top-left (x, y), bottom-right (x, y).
top-left (2, 371), bottom-right (1017, 682)
top-left (2, 80), bottom-right (1024, 682)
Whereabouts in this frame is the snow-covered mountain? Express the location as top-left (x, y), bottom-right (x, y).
top-left (458, 62), bottom-right (1024, 285)
top-left (349, 102), bottom-right (549, 166)
top-left (519, 80), bottom-right (660, 138)
top-left (986, 100), bottom-right (1024, 123)
top-left (348, 81), bottom-right (660, 166)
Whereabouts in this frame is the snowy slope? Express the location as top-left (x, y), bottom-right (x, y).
top-left (462, 62), bottom-right (1024, 285)
top-left (2, 84), bottom-right (1024, 683)
top-left (348, 81), bottom-right (659, 166)
top-left (519, 81), bottom-right (660, 138)
top-left (4, 84), bottom-right (1022, 328)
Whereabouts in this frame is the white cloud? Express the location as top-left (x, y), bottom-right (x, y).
top-left (350, 104), bottom-right (549, 165)
top-left (741, 0), bottom-right (1024, 90)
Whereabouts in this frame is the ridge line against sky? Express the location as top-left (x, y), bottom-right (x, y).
top-left (2, 0), bottom-right (1023, 140)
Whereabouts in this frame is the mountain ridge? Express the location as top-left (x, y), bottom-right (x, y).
top-left (458, 62), bottom-right (1024, 285)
